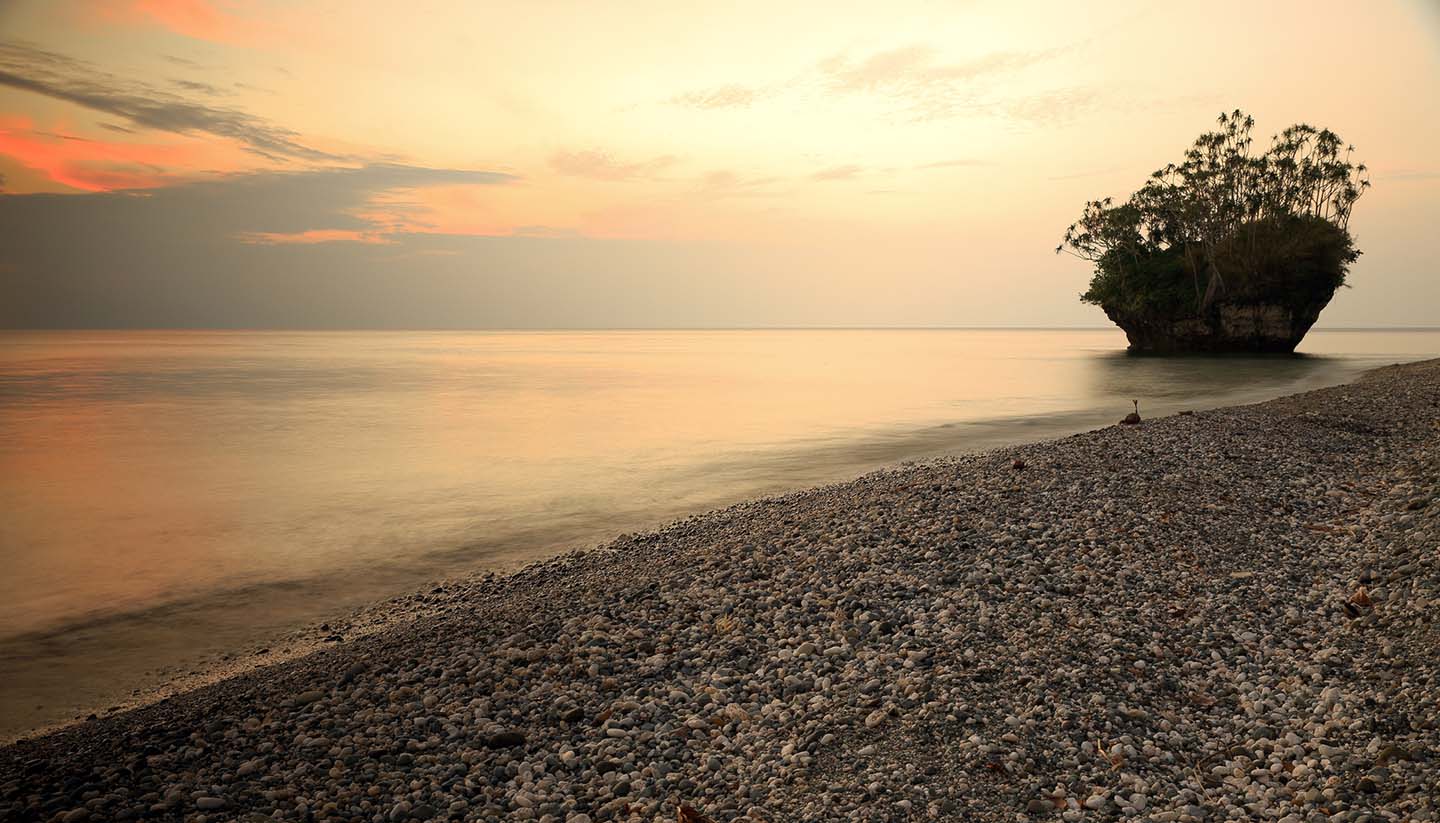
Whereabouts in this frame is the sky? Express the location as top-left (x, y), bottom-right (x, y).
top-left (0, 0), bottom-right (1437, 329)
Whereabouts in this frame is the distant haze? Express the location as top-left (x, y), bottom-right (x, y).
top-left (0, 0), bottom-right (1437, 329)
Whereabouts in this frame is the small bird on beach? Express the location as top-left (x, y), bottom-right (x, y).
top-left (1121, 400), bottom-right (1142, 425)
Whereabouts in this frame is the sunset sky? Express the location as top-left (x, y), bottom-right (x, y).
top-left (1, 0), bottom-right (1437, 328)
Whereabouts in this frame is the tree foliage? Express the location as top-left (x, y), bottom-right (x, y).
top-left (1058, 110), bottom-right (1369, 316)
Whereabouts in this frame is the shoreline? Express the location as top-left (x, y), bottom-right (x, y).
top-left (0, 351), bottom-right (1382, 746)
top-left (3, 359), bottom-right (1438, 821)
top-left (0, 348), bottom-right (1393, 746)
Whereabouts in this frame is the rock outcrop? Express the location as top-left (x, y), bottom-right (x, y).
top-left (1060, 112), bottom-right (1367, 356)
top-left (1102, 296), bottom-right (1333, 354)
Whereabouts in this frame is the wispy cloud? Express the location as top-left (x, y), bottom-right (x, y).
top-left (18, 164), bottom-right (514, 246)
top-left (0, 115), bottom-right (213, 190)
top-left (817, 44), bottom-right (1066, 119)
top-left (689, 169), bottom-right (784, 199)
top-left (667, 41), bottom-right (1080, 123)
top-left (170, 77), bottom-right (225, 96)
top-left (0, 41), bottom-right (335, 162)
top-left (702, 169), bottom-right (780, 188)
top-left (811, 164), bottom-right (864, 181)
top-left (913, 158), bottom-right (991, 170)
top-left (549, 150), bottom-right (678, 182)
top-left (820, 45), bottom-right (1027, 91)
top-left (511, 225), bottom-right (584, 239)
top-left (238, 228), bottom-right (391, 245)
top-left (668, 84), bottom-right (763, 110)
top-left (997, 88), bottom-right (1102, 126)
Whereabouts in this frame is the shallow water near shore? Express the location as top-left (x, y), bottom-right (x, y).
top-left (1, 327), bottom-right (1437, 739)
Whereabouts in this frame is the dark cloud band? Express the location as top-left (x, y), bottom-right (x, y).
top-left (0, 41), bottom-right (335, 161)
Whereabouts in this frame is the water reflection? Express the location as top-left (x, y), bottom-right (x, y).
top-left (1082, 351), bottom-right (1338, 409)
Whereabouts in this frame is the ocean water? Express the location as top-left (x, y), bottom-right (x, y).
top-left (1, 328), bottom-right (1437, 738)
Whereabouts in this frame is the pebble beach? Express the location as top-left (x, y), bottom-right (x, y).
top-left (3, 358), bottom-right (1438, 823)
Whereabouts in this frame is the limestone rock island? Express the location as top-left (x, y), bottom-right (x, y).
top-left (1059, 110), bottom-right (1370, 353)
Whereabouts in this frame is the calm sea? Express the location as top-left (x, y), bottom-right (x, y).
top-left (1, 328), bottom-right (1437, 738)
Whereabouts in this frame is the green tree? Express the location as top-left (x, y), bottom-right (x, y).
top-left (1059, 110), bottom-right (1369, 321)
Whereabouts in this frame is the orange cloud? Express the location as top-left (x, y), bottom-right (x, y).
top-left (237, 229), bottom-right (392, 245)
top-left (240, 182), bottom-right (540, 245)
top-left (347, 183), bottom-right (589, 240)
top-left (89, 0), bottom-right (269, 45)
top-left (0, 115), bottom-right (265, 192)
top-left (368, 185), bottom-right (514, 236)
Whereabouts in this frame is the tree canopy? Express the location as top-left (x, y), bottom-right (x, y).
top-left (1058, 110), bottom-right (1369, 319)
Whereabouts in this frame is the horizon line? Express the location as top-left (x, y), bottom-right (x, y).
top-left (2, 325), bottom-right (1439, 333)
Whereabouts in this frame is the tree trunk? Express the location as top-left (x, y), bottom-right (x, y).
top-left (1200, 258), bottom-right (1225, 312)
